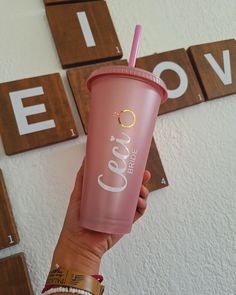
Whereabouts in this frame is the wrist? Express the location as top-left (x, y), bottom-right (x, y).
top-left (51, 236), bottom-right (101, 274)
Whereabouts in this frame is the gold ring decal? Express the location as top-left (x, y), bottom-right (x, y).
top-left (117, 109), bottom-right (136, 128)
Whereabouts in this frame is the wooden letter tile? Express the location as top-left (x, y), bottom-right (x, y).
top-left (44, 0), bottom-right (99, 5)
top-left (44, 0), bottom-right (74, 5)
top-left (0, 253), bottom-right (33, 295)
top-left (67, 60), bottom-right (168, 191)
top-left (0, 73), bottom-right (78, 155)
top-left (0, 169), bottom-right (19, 250)
top-left (67, 60), bottom-right (128, 133)
top-left (188, 39), bottom-right (236, 100)
top-left (136, 52), bottom-right (204, 115)
top-left (46, 1), bottom-right (123, 68)
top-left (44, 0), bottom-right (100, 5)
top-left (146, 138), bottom-right (169, 191)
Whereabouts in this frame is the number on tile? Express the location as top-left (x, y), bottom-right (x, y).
top-left (8, 235), bottom-right (14, 244)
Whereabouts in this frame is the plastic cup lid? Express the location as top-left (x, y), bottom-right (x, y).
top-left (87, 65), bottom-right (168, 104)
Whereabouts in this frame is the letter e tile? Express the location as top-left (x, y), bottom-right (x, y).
top-left (0, 73), bottom-right (78, 155)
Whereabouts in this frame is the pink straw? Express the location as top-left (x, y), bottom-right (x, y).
top-left (128, 25), bottom-right (142, 67)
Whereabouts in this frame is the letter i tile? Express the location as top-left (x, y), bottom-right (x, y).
top-left (46, 1), bottom-right (123, 68)
top-left (136, 52), bottom-right (205, 115)
top-left (0, 73), bottom-right (78, 155)
top-left (188, 39), bottom-right (236, 100)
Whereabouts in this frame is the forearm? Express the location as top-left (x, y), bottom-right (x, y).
top-left (44, 235), bottom-right (102, 295)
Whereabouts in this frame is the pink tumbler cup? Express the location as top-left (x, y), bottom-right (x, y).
top-left (80, 65), bottom-right (167, 234)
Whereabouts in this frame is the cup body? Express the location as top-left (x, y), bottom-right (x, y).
top-left (80, 66), bottom-right (167, 234)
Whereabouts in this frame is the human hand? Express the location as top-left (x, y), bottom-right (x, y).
top-left (51, 159), bottom-right (151, 274)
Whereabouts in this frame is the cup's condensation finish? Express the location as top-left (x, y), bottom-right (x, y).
top-left (80, 66), bottom-right (167, 234)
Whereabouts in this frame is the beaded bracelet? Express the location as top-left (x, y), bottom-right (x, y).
top-left (42, 286), bottom-right (92, 294)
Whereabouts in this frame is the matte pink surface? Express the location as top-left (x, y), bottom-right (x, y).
top-left (128, 25), bottom-right (142, 67)
top-left (80, 66), bottom-right (167, 234)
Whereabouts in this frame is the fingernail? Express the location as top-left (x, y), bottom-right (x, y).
top-left (144, 171), bottom-right (151, 183)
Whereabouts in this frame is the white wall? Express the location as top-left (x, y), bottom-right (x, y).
top-left (0, 0), bottom-right (235, 294)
